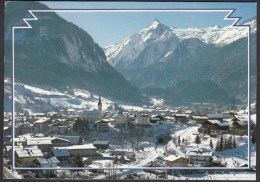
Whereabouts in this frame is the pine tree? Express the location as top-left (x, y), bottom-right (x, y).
top-left (182, 138), bottom-right (185, 143)
top-left (252, 129), bottom-right (256, 144)
top-left (178, 136), bottom-right (181, 146)
top-left (215, 138), bottom-right (220, 151)
top-left (224, 138), bottom-right (228, 150)
top-left (228, 136), bottom-right (232, 149)
top-left (194, 135), bottom-right (201, 147)
top-left (232, 136), bottom-right (237, 148)
top-left (210, 139), bottom-right (213, 149)
top-left (219, 135), bottom-right (224, 151)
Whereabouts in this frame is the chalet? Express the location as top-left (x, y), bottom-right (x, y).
top-left (93, 141), bottom-right (109, 150)
top-left (190, 116), bottom-right (208, 123)
top-left (96, 120), bottom-right (109, 132)
top-left (26, 137), bottom-right (76, 152)
top-left (135, 113), bottom-right (150, 125)
top-left (207, 114), bottom-right (224, 121)
top-left (186, 149), bottom-right (213, 167)
top-left (54, 144), bottom-right (97, 157)
top-left (200, 120), bottom-right (230, 136)
top-left (231, 117), bottom-right (248, 135)
top-left (16, 149), bottom-right (44, 167)
top-left (34, 157), bottom-right (60, 176)
top-left (150, 115), bottom-right (164, 124)
top-left (163, 155), bottom-right (189, 167)
top-left (26, 137), bottom-right (53, 152)
top-left (173, 114), bottom-right (189, 122)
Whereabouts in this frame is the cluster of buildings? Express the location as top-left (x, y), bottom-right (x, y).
top-left (3, 96), bottom-right (255, 177)
top-left (164, 148), bottom-right (217, 167)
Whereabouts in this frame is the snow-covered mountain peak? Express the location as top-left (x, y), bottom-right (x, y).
top-left (105, 19), bottom-right (179, 66)
top-left (141, 19), bottom-right (170, 34)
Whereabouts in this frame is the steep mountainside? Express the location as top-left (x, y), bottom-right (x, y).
top-left (5, 1), bottom-right (146, 104)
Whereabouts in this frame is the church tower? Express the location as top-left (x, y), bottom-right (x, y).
top-left (98, 95), bottom-right (102, 111)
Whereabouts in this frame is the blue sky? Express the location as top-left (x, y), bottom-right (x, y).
top-left (41, 2), bottom-right (256, 47)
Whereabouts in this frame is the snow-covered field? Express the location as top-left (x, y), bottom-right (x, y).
top-left (4, 79), bottom-right (115, 113)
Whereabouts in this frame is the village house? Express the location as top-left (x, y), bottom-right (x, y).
top-left (163, 155), bottom-right (189, 167)
top-left (199, 120), bottom-right (231, 136)
top-left (93, 141), bottom-right (109, 150)
top-left (231, 117), bottom-right (248, 135)
top-left (190, 116), bottom-right (208, 123)
top-left (26, 138), bottom-right (53, 153)
top-left (96, 119), bottom-right (109, 132)
top-left (135, 113), bottom-right (150, 125)
top-left (150, 115), bottom-right (161, 124)
top-left (207, 114), bottom-right (224, 121)
top-left (173, 114), bottom-right (189, 122)
top-left (51, 148), bottom-right (70, 162)
top-left (15, 149), bottom-right (44, 167)
top-left (54, 135), bottom-right (83, 145)
top-left (53, 144), bottom-right (98, 157)
top-left (115, 112), bottom-right (127, 127)
top-left (34, 157), bottom-right (60, 176)
top-left (186, 149), bottom-right (213, 167)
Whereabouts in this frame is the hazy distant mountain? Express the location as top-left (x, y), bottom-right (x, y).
top-left (4, 1), bottom-right (146, 104)
top-left (105, 18), bottom-right (256, 104)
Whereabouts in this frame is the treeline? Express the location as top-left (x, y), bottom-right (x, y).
top-left (215, 135), bottom-right (236, 151)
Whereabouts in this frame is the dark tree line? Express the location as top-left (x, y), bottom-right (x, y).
top-left (215, 135), bottom-right (236, 151)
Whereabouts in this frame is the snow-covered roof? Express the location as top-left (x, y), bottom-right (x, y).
top-left (94, 141), bottom-right (109, 145)
top-left (207, 114), bottom-right (223, 119)
top-left (55, 144), bottom-right (96, 150)
top-left (27, 138), bottom-right (52, 145)
top-left (16, 149), bottom-right (44, 158)
top-left (37, 157), bottom-right (60, 165)
top-left (34, 117), bottom-right (50, 124)
top-left (208, 120), bottom-right (230, 127)
top-left (6, 145), bottom-right (23, 152)
top-left (54, 135), bottom-right (81, 144)
top-left (191, 116), bottom-right (208, 120)
top-left (95, 120), bottom-right (109, 124)
top-left (163, 155), bottom-right (187, 162)
top-left (52, 148), bottom-right (70, 157)
top-left (174, 114), bottom-right (188, 117)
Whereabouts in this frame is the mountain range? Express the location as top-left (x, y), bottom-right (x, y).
top-left (105, 18), bottom-right (256, 104)
top-left (4, 1), bottom-right (256, 110)
top-left (4, 1), bottom-right (146, 108)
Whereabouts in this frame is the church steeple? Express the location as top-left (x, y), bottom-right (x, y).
top-left (98, 95), bottom-right (102, 111)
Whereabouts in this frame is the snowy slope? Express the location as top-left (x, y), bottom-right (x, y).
top-left (4, 79), bottom-right (115, 113)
